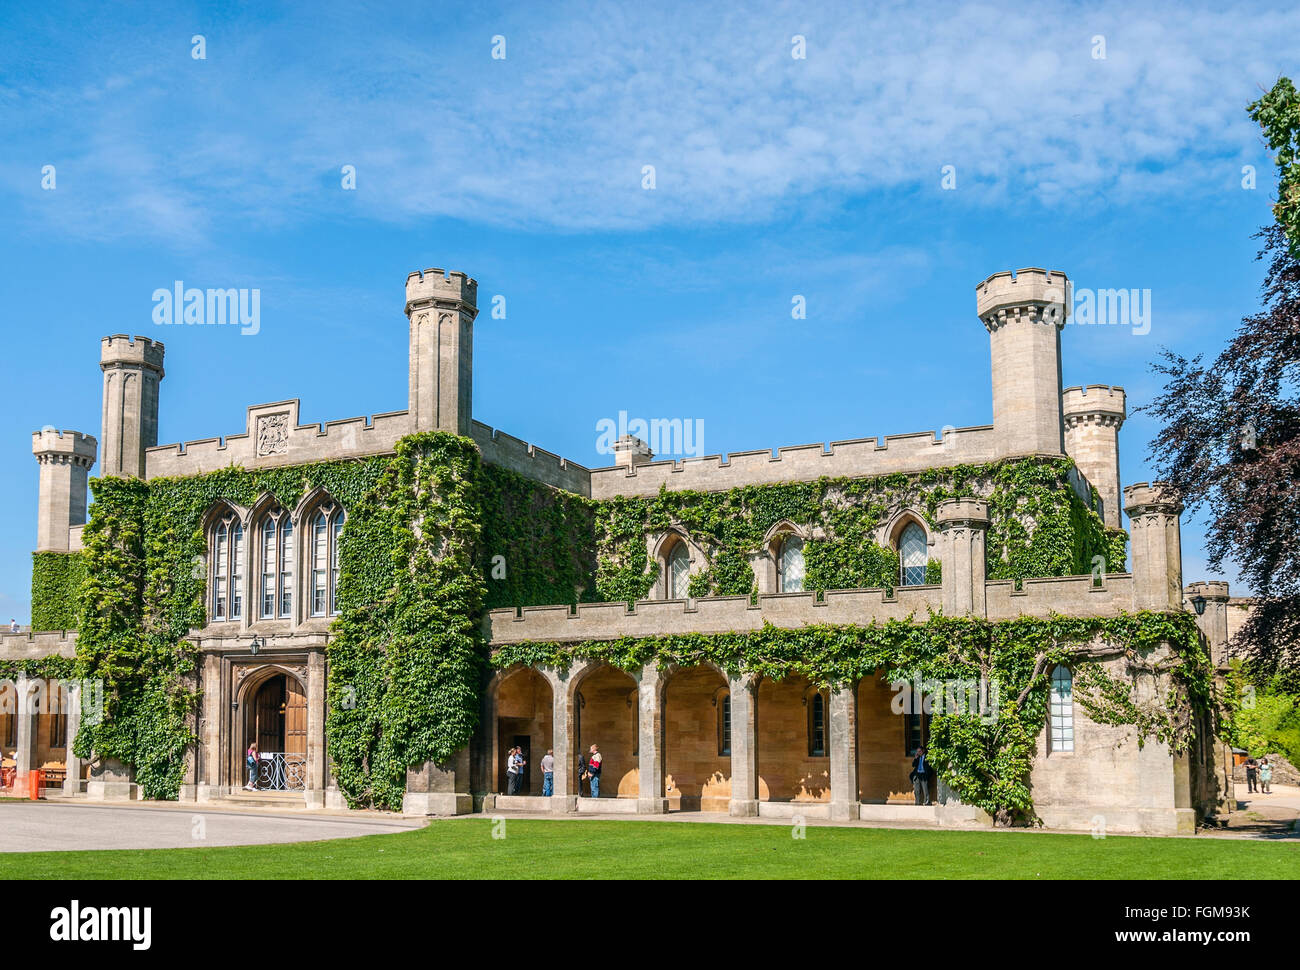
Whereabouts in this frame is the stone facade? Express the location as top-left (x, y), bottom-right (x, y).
top-left (2, 264), bottom-right (1230, 835)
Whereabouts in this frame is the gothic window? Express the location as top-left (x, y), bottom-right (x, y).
top-left (211, 515), bottom-right (244, 622)
top-left (808, 692), bottom-right (827, 757)
top-left (778, 535), bottom-right (806, 593)
top-left (666, 538), bottom-right (691, 600)
top-left (259, 509), bottom-right (294, 619)
top-left (1049, 667), bottom-right (1075, 753)
top-left (899, 521), bottom-right (928, 587)
top-left (310, 505), bottom-right (347, 617)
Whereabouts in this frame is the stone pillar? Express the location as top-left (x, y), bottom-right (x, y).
top-left (13, 677), bottom-right (38, 797)
top-left (62, 680), bottom-right (81, 796)
top-left (1123, 483), bottom-right (1184, 611)
top-left (32, 430), bottom-right (97, 555)
top-left (403, 747), bottom-right (473, 815)
top-left (829, 684), bottom-right (860, 820)
top-left (1185, 581), bottom-right (1231, 669)
top-left (100, 334), bottom-right (165, 479)
top-left (87, 758), bottom-right (136, 801)
top-left (636, 662), bottom-right (668, 814)
top-left (405, 268), bottom-right (478, 435)
top-left (305, 650), bottom-right (327, 808)
top-left (1062, 385), bottom-right (1127, 529)
top-left (197, 653), bottom-right (221, 801)
top-left (936, 498), bottom-right (990, 617)
top-left (976, 268), bottom-right (1069, 459)
top-left (547, 666), bottom-right (580, 813)
top-left (728, 675), bottom-right (759, 817)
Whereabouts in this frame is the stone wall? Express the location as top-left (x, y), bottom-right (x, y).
top-left (756, 675), bottom-right (830, 803)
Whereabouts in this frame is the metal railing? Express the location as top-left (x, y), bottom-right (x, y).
top-left (253, 753), bottom-right (306, 792)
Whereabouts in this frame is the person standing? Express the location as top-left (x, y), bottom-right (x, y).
top-left (541, 748), bottom-right (555, 797)
top-left (1245, 756), bottom-right (1258, 794)
top-left (577, 753), bottom-right (589, 797)
top-left (1259, 758), bottom-right (1273, 794)
top-left (587, 743), bottom-right (603, 799)
top-left (506, 746), bottom-right (521, 795)
top-left (245, 742), bottom-right (259, 791)
top-left (910, 746), bottom-right (931, 806)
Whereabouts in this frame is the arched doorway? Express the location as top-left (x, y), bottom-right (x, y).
top-left (663, 665), bottom-right (731, 812)
top-left (493, 668), bottom-right (554, 796)
top-left (242, 672), bottom-right (307, 792)
top-left (572, 664), bottom-right (639, 800)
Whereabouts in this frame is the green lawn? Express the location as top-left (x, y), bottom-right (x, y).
top-left (1, 818), bottom-right (1298, 879)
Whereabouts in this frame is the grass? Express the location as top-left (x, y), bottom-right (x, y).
top-left (1, 818), bottom-right (1298, 879)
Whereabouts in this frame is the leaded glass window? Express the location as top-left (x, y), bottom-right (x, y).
top-left (212, 515), bottom-right (243, 622)
top-left (668, 541), bottom-right (691, 599)
top-left (900, 522), bottom-right (928, 586)
top-left (779, 535), bottom-right (805, 593)
top-left (1049, 667), bottom-right (1074, 752)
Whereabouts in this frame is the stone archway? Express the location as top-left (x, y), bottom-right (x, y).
top-left (491, 667), bottom-right (554, 796)
top-left (570, 664), bottom-right (639, 800)
top-left (663, 665), bottom-right (732, 812)
top-left (756, 674), bottom-right (830, 804)
top-left (235, 666), bottom-right (308, 792)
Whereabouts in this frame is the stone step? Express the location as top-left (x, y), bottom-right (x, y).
top-left (214, 791), bottom-right (307, 810)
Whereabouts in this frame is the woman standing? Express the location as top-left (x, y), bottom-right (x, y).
top-left (245, 742), bottom-right (260, 791)
top-left (1259, 758), bottom-right (1273, 794)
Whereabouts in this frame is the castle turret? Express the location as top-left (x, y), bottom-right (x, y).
top-left (100, 334), bottom-right (165, 478)
top-left (1184, 581), bottom-right (1231, 668)
top-left (976, 268), bottom-right (1069, 459)
top-left (613, 435), bottom-right (654, 470)
top-left (405, 268), bottom-right (478, 435)
top-left (1063, 385), bottom-right (1126, 529)
top-left (32, 429), bottom-right (98, 552)
top-left (1124, 483), bottom-right (1183, 611)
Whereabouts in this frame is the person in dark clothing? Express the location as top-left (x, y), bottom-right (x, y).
top-left (910, 746), bottom-right (931, 806)
top-left (1245, 757), bottom-right (1258, 793)
top-left (577, 754), bottom-right (588, 797)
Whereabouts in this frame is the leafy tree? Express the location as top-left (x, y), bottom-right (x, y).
top-left (1143, 79), bottom-right (1300, 680)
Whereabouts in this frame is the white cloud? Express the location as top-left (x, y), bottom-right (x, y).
top-left (1, 0), bottom-right (1296, 241)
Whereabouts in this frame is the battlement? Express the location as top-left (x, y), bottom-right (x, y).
top-left (1123, 481), bottom-right (1182, 514)
top-left (588, 425), bottom-right (997, 499)
top-left (1185, 580), bottom-right (1230, 601)
top-left (31, 429), bottom-right (98, 464)
top-left (975, 267), bottom-right (1071, 323)
top-left (0, 630), bottom-right (78, 660)
top-left (404, 268), bottom-right (478, 311)
top-left (146, 401), bottom-right (416, 479)
top-left (1063, 385), bottom-right (1126, 420)
top-left (936, 497), bottom-right (991, 526)
top-left (101, 334), bottom-right (166, 373)
top-left (470, 420), bottom-right (592, 496)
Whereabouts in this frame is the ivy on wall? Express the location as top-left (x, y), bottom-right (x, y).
top-left (490, 609), bottom-right (1212, 824)
top-left (482, 457), bottom-right (1127, 609)
top-left (30, 551), bottom-right (87, 632)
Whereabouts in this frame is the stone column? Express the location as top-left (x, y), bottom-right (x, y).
top-left (636, 662), bottom-right (668, 814)
top-left (936, 498), bottom-right (991, 617)
top-left (728, 675), bottom-right (759, 817)
top-left (13, 677), bottom-right (38, 797)
top-left (62, 680), bottom-right (81, 796)
top-left (1123, 483), bottom-right (1184, 611)
top-left (305, 651), bottom-right (327, 807)
top-left (546, 667), bottom-right (580, 813)
top-left (197, 653), bottom-right (221, 801)
top-left (829, 684), bottom-right (860, 820)
top-left (1185, 581), bottom-right (1231, 669)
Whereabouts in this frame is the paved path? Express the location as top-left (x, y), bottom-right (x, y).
top-left (0, 802), bottom-right (425, 853)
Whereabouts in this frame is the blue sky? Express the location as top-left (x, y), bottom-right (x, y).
top-left (1, 1), bottom-right (1296, 621)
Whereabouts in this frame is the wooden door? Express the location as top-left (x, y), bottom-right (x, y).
top-left (256, 677), bottom-right (285, 753)
top-left (285, 676), bottom-right (307, 758)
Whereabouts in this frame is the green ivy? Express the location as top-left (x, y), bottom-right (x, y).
top-left (30, 551), bottom-right (87, 631)
top-left (490, 609), bottom-right (1210, 824)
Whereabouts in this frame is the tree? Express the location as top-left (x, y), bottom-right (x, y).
top-left (1249, 77), bottom-right (1300, 259)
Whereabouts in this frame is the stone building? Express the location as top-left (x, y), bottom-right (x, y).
top-left (0, 266), bottom-right (1233, 833)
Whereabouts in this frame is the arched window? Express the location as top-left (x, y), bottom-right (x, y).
top-left (778, 535), bottom-right (805, 593)
top-left (211, 514), bottom-right (244, 622)
top-left (666, 539), bottom-right (691, 600)
top-left (808, 692), bottom-right (827, 757)
top-left (1049, 667), bottom-right (1074, 753)
top-left (258, 510), bottom-right (294, 620)
top-left (899, 521), bottom-right (928, 587)
top-left (309, 505), bottom-right (346, 617)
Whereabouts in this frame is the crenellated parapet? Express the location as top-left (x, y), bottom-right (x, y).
top-left (1185, 580), bottom-right (1232, 668)
top-left (936, 498), bottom-right (991, 617)
top-left (405, 268), bottom-right (478, 436)
top-left (1063, 385), bottom-right (1126, 529)
top-left (32, 430), bottom-right (98, 553)
top-left (977, 268), bottom-right (1069, 461)
top-left (1124, 482), bottom-right (1184, 611)
top-left (101, 334), bottom-right (165, 478)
